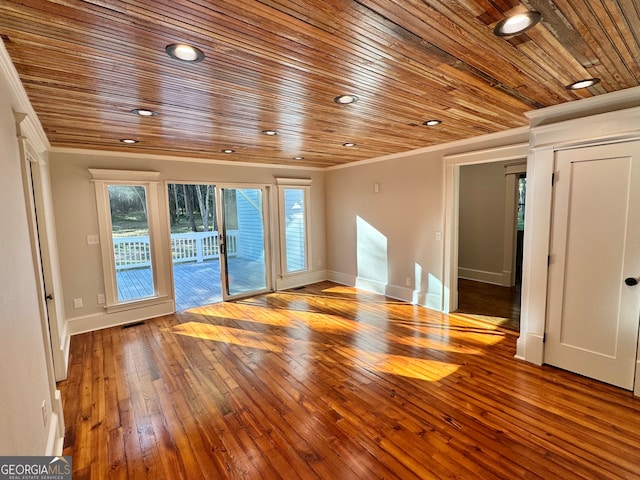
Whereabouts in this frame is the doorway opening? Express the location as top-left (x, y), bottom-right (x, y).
top-left (455, 162), bottom-right (524, 330)
top-left (443, 143), bottom-right (529, 332)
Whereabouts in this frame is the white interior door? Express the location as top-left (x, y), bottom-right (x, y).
top-left (545, 140), bottom-right (640, 390)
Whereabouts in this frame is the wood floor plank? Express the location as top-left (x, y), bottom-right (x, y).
top-left (58, 281), bottom-right (640, 479)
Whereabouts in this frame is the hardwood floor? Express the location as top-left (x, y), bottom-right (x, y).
top-left (456, 278), bottom-right (521, 331)
top-left (58, 281), bottom-right (640, 479)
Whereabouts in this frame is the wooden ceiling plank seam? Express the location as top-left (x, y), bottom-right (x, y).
top-left (243, 0), bottom-right (556, 108)
top-left (550, 0), bottom-right (636, 88)
top-left (2, 0), bottom-right (536, 122)
top-left (6, 22), bottom-right (524, 132)
top-left (598, 0), bottom-right (640, 81)
top-left (6, 29), bottom-right (464, 122)
top-left (573, 0), bottom-right (639, 83)
top-left (362, 0), bottom-right (576, 102)
top-left (2, 0), bottom-right (639, 167)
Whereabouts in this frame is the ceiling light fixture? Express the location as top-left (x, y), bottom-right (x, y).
top-left (165, 43), bottom-right (205, 62)
top-left (566, 78), bottom-right (601, 90)
top-left (293, 156), bottom-right (304, 160)
top-left (221, 149), bottom-right (235, 154)
top-left (261, 129), bottom-right (279, 136)
top-left (423, 119), bottom-right (442, 126)
top-left (342, 142), bottom-right (357, 147)
top-left (120, 138), bottom-right (139, 144)
top-left (334, 94), bottom-right (359, 104)
top-left (131, 108), bottom-right (158, 117)
top-left (494, 11), bottom-right (541, 36)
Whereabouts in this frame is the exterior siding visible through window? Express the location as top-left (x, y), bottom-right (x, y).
top-left (284, 188), bottom-right (306, 272)
top-left (276, 178), bottom-right (311, 277)
top-left (234, 189), bottom-right (265, 261)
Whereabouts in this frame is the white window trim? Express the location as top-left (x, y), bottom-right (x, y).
top-left (275, 178), bottom-right (312, 278)
top-left (89, 169), bottom-right (168, 312)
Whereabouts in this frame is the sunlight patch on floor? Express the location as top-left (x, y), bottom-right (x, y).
top-left (172, 321), bottom-right (461, 382)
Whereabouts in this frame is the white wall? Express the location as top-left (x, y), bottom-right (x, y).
top-left (325, 150), bottom-right (444, 308)
top-left (458, 160), bottom-right (509, 284)
top-left (0, 74), bottom-right (59, 455)
top-left (325, 130), bottom-right (529, 310)
top-left (48, 150), bottom-right (327, 333)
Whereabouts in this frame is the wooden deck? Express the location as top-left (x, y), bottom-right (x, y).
top-left (118, 257), bottom-right (265, 311)
top-left (117, 262), bottom-right (222, 311)
top-left (58, 281), bottom-right (640, 479)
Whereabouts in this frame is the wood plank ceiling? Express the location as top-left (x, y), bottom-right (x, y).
top-left (1, 0), bottom-right (639, 168)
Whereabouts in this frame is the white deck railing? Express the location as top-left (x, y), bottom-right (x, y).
top-left (113, 231), bottom-right (238, 270)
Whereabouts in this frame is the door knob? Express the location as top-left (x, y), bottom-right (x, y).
top-left (625, 277), bottom-right (639, 286)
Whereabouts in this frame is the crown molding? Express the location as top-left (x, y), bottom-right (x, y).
top-left (326, 126), bottom-right (530, 171)
top-left (49, 146), bottom-right (325, 171)
top-left (525, 86), bottom-right (640, 128)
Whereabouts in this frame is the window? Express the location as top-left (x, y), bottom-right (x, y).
top-left (517, 175), bottom-right (526, 231)
top-left (90, 169), bottom-right (168, 311)
top-left (108, 185), bottom-right (154, 301)
top-left (276, 178), bottom-right (311, 275)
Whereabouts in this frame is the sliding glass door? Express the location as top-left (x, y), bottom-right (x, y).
top-left (167, 183), bottom-right (271, 309)
top-left (218, 186), bottom-right (270, 299)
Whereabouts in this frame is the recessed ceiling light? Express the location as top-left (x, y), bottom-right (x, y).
top-left (566, 78), bottom-right (601, 90)
top-left (120, 138), bottom-right (138, 144)
top-left (293, 156), bottom-right (305, 160)
top-left (221, 149), bottom-right (235, 154)
top-left (165, 43), bottom-right (205, 62)
top-left (494, 11), bottom-right (541, 36)
top-left (334, 94), bottom-right (359, 104)
top-left (261, 129), bottom-right (279, 136)
top-left (131, 108), bottom-right (158, 117)
top-left (342, 142), bottom-right (357, 147)
top-left (423, 119), bottom-right (442, 126)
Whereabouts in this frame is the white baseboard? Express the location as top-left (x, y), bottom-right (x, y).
top-left (458, 267), bottom-right (511, 286)
top-left (67, 299), bottom-right (174, 335)
top-left (355, 276), bottom-right (388, 295)
top-left (326, 270), bottom-right (354, 286)
top-left (524, 332), bottom-right (545, 366)
top-left (45, 390), bottom-right (64, 456)
top-left (326, 271), bottom-right (443, 311)
top-left (275, 269), bottom-right (328, 290)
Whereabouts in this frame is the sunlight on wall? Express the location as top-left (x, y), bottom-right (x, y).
top-left (427, 273), bottom-right (443, 310)
top-left (356, 215), bottom-right (388, 291)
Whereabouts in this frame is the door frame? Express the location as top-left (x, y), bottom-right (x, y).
top-left (442, 143), bottom-right (529, 313)
top-left (17, 128), bottom-right (69, 382)
top-left (16, 114), bottom-right (66, 453)
top-left (522, 100), bottom-right (640, 395)
top-left (165, 181), bottom-right (274, 307)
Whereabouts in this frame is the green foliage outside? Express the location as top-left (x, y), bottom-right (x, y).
top-left (109, 183), bottom-right (237, 237)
